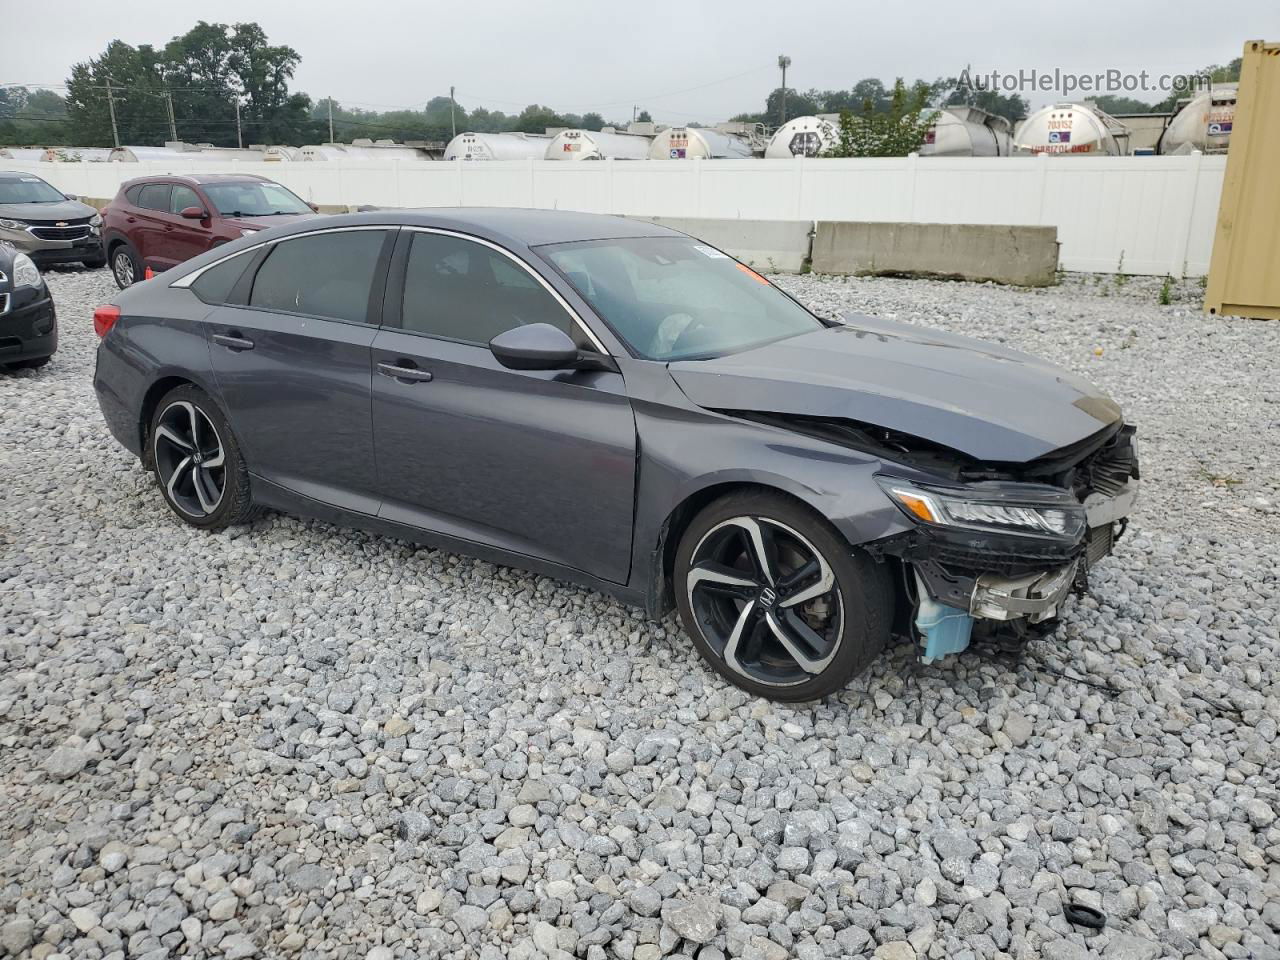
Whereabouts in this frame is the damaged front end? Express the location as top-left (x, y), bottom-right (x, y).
top-left (866, 424), bottom-right (1140, 662)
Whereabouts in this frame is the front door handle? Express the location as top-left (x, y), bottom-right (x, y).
top-left (378, 361), bottom-right (433, 383)
top-left (212, 333), bottom-right (255, 351)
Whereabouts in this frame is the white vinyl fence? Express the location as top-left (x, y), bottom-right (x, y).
top-left (6, 153), bottom-right (1225, 277)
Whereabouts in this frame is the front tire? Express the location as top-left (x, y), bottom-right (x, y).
top-left (147, 384), bottom-right (257, 529)
top-left (674, 491), bottom-right (893, 702)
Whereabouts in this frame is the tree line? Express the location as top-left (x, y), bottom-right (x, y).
top-left (0, 20), bottom-right (1245, 152)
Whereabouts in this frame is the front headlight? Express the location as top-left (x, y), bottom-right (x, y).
top-left (12, 252), bottom-right (41, 288)
top-left (877, 477), bottom-right (1086, 540)
top-left (0, 218), bottom-right (29, 231)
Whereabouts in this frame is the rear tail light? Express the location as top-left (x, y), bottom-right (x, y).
top-left (93, 304), bottom-right (120, 338)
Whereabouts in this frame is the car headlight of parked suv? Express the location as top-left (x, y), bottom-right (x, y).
top-left (876, 476), bottom-right (1087, 540)
top-left (12, 252), bottom-right (42, 288)
top-left (0, 217), bottom-right (30, 231)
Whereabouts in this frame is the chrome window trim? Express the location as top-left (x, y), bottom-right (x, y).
top-left (401, 226), bottom-right (611, 356)
top-left (170, 222), bottom-right (612, 357)
top-left (169, 225), bottom-right (390, 289)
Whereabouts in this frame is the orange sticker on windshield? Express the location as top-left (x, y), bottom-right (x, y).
top-left (736, 263), bottom-right (769, 285)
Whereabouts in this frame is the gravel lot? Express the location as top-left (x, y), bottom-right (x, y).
top-left (2, 266), bottom-right (1278, 960)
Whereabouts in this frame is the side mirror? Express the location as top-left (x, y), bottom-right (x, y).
top-left (64, 193), bottom-right (78, 201)
top-left (179, 206), bottom-right (208, 220)
top-left (308, 202), bottom-right (320, 213)
top-left (489, 323), bottom-right (580, 370)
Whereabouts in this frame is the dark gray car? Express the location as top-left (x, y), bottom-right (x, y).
top-left (93, 209), bottom-right (1139, 701)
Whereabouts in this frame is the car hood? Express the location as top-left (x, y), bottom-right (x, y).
top-left (223, 212), bottom-right (316, 232)
top-left (0, 199), bottom-right (98, 222)
top-left (667, 313), bottom-right (1122, 463)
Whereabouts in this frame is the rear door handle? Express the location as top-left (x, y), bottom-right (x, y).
top-left (212, 333), bottom-right (254, 351)
top-left (378, 361), bottom-right (433, 383)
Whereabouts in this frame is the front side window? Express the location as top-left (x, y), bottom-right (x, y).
top-left (540, 237), bottom-right (822, 361)
top-left (202, 181), bottom-right (312, 217)
top-left (400, 232), bottom-right (574, 344)
top-left (170, 185), bottom-right (203, 215)
top-left (249, 230), bottom-right (386, 323)
top-left (137, 184), bottom-right (172, 212)
top-left (0, 176), bottom-right (65, 204)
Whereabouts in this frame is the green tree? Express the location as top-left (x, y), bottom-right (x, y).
top-left (1092, 95), bottom-right (1160, 115)
top-left (226, 23), bottom-right (313, 144)
top-left (65, 40), bottom-right (170, 145)
top-left (581, 112), bottom-right (605, 131)
top-left (0, 86), bottom-right (75, 146)
top-left (828, 78), bottom-right (938, 157)
top-left (636, 110), bottom-right (652, 123)
top-left (513, 104), bottom-right (564, 133)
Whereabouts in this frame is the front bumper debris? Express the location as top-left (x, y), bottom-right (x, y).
top-left (970, 560), bottom-right (1077, 621)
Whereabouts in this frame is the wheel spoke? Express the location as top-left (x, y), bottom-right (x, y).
top-left (779, 554), bottom-right (835, 609)
top-left (180, 402), bottom-right (202, 450)
top-left (154, 424), bottom-right (193, 454)
top-left (720, 600), bottom-right (758, 678)
top-left (202, 448), bottom-right (225, 469)
top-left (727, 517), bottom-right (778, 585)
top-left (191, 467), bottom-right (220, 513)
top-left (688, 561), bottom-right (759, 598)
top-left (764, 609), bottom-right (838, 675)
top-left (166, 456), bottom-right (193, 502)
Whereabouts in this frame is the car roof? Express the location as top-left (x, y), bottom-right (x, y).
top-left (121, 173), bottom-right (271, 188)
top-left (0, 170), bottom-right (52, 181)
top-left (261, 207), bottom-right (683, 248)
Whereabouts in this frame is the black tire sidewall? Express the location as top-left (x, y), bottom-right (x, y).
top-left (148, 384), bottom-right (253, 529)
top-left (111, 243), bottom-right (141, 289)
top-left (674, 490), bottom-right (892, 702)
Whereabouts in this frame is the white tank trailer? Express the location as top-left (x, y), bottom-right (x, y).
top-left (299, 141), bottom-right (434, 161)
top-left (764, 116), bottom-right (840, 158)
top-left (545, 129), bottom-right (652, 160)
top-left (1158, 84), bottom-right (1238, 155)
top-left (648, 127), bottom-right (754, 160)
top-left (1013, 102), bottom-right (1130, 156)
top-left (919, 106), bottom-right (1013, 157)
top-left (444, 132), bottom-right (551, 161)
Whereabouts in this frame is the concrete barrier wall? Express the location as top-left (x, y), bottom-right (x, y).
top-left (0, 154), bottom-right (1224, 277)
top-left (639, 217), bottom-right (812, 273)
top-left (812, 222), bottom-right (1060, 286)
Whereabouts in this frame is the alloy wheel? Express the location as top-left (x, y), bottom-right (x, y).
top-left (686, 515), bottom-right (844, 687)
top-left (113, 250), bottom-right (135, 288)
top-left (153, 400), bottom-right (226, 517)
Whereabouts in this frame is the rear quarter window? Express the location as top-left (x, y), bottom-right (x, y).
top-left (191, 251), bottom-right (253, 306)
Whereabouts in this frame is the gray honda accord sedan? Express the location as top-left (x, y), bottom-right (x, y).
top-left (93, 209), bottom-right (1139, 701)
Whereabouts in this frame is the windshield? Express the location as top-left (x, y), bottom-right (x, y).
top-left (0, 176), bottom-right (67, 204)
top-left (201, 181), bottom-right (311, 217)
top-left (541, 237), bottom-right (822, 361)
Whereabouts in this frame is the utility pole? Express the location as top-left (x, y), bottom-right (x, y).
top-left (632, 105), bottom-right (638, 123)
top-left (164, 90), bottom-right (177, 142)
top-left (328, 98), bottom-right (335, 143)
top-left (778, 55), bottom-right (791, 126)
top-left (234, 101), bottom-right (242, 149)
top-left (449, 86), bottom-right (457, 139)
top-left (105, 77), bottom-right (120, 148)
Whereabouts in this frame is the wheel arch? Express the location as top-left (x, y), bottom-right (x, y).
top-left (648, 475), bottom-right (838, 620)
top-left (137, 371), bottom-right (224, 464)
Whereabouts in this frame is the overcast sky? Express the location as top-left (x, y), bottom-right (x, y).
top-left (4, 0), bottom-right (1275, 122)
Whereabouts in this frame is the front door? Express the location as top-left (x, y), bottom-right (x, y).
top-left (371, 229), bottom-right (637, 584)
top-left (205, 226), bottom-right (394, 514)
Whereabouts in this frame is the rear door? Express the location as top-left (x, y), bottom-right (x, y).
top-left (204, 226), bottom-right (395, 514)
top-left (132, 183), bottom-right (172, 269)
top-left (370, 228), bottom-right (637, 583)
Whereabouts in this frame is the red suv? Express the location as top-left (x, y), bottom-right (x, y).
top-left (101, 174), bottom-right (317, 288)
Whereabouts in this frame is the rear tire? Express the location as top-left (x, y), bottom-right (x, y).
top-left (147, 384), bottom-right (259, 529)
top-left (674, 490), bottom-right (893, 702)
top-left (111, 242), bottom-right (141, 289)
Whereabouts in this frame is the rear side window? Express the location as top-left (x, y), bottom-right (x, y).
top-left (400, 232), bottom-right (572, 344)
top-left (191, 251), bottom-right (253, 305)
top-left (249, 230), bottom-right (387, 323)
top-left (137, 184), bottom-right (171, 211)
top-left (170, 185), bottom-right (202, 215)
